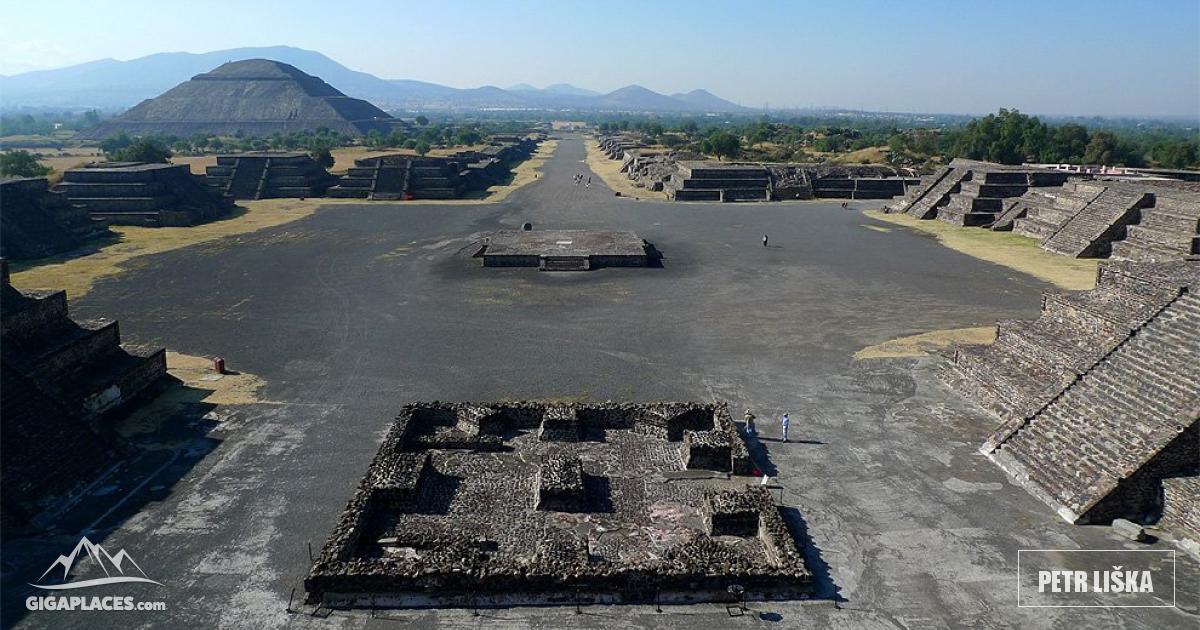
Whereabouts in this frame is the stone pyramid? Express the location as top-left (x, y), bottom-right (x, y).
top-left (77, 59), bottom-right (399, 139)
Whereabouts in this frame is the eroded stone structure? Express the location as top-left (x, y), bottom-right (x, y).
top-left (0, 261), bottom-right (166, 528)
top-left (475, 229), bottom-right (660, 271)
top-left (56, 162), bottom-right (232, 226)
top-left (605, 140), bottom-right (914, 201)
top-left (0, 177), bottom-right (109, 259)
top-left (943, 261), bottom-right (1199, 525)
top-left (885, 159), bottom-right (1069, 224)
top-left (305, 401), bottom-right (811, 607)
top-left (204, 152), bottom-right (337, 200)
top-left (328, 138), bottom-right (538, 200)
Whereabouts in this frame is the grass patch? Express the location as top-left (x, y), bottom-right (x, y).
top-left (862, 209), bottom-right (1098, 291)
top-left (854, 326), bottom-right (996, 360)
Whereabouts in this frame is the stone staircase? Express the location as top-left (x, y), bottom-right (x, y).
top-left (1010, 181), bottom-right (1106, 238)
top-left (540, 256), bottom-right (590, 271)
top-left (904, 166), bottom-right (969, 219)
top-left (1040, 186), bottom-right (1153, 257)
top-left (941, 261), bottom-right (1194, 420)
top-left (983, 289), bottom-right (1200, 523)
top-left (1110, 190), bottom-right (1200, 262)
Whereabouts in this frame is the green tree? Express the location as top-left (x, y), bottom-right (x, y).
top-left (1043, 123), bottom-right (1089, 163)
top-left (365, 129), bottom-right (384, 148)
top-left (702, 131), bottom-right (741, 161)
top-left (99, 132), bottom-right (134, 156)
top-left (311, 147), bottom-right (334, 169)
top-left (0, 150), bottom-right (51, 177)
top-left (109, 138), bottom-right (172, 163)
top-left (413, 140), bottom-right (431, 156)
top-left (414, 115), bottom-right (429, 126)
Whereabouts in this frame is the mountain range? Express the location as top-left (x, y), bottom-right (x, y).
top-left (0, 46), bottom-right (745, 114)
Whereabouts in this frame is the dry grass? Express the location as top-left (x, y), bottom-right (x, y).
top-left (583, 138), bottom-right (667, 200)
top-left (862, 209), bottom-right (1099, 291)
top-left (116, 351), bottom-right (271, 444)
top-left (170, 155), bottom-right (218, 175)
top-left (830, 146), bottom-right (890, 165)
top-left (31, 147), bottom-right (104, 174)
top-left (854, 326), bottom-right (997, 360)
top-left (9, 198), bottom-right (366, 298)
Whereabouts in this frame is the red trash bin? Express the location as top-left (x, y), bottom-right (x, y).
top-left (213, 356), bottom-right (226, 375)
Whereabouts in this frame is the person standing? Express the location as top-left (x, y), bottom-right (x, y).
top-left (762, 234), bottom-right (769, 247)
top-left (781, 413), bottom-right (790, 442)
top-left (744, 410), bottom-right (757, 437)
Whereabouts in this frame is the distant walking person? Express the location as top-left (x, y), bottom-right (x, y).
top-left (744, 410), bottom-right (757, 437)
top-left (781, 413), bottom-right (790, 442)
top-left (762, 234), bottom-right (769, 247)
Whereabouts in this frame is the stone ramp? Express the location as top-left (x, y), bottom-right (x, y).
top-left (1040, 185), bottom-right (1153, 257)
top-left (982, 289), bottom-right (1200, 524)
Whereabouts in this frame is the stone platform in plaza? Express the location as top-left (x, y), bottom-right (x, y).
top-left (476, 229), bottom-right (659, 270)
top-left (304, 401), bottom-right (811, 608)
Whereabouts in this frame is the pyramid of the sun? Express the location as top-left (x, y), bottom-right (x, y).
top-left (77, 59), bottom-right (399, 139)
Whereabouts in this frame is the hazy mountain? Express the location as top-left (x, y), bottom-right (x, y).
top-left (0, 46), bottom-right (745, 113)
top-left (671, 89), bottom-right (742, 112)
top-left (543, 83), bottom-right (600, 97)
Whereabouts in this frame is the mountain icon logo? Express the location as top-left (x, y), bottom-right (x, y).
top-left (30, 537), bottom-right (163, 590)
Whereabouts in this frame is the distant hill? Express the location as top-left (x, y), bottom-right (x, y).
top-left (0, 46), bottom-right (746, 114)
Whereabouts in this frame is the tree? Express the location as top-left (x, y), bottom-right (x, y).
top-left (1043, 123), bottom-right (1089, 163)
top-left (414, 115), bottom-right (429, 126)
top-left (109, 138), bottom-right (172, 163)
top-left (413, 140), bottom-right (431, 156)
top-left (702, 131), bottom-right (741, 161)
top-left (0, 150), bottom-right (51, 177)
top-left (457, 129), bottom-right (482, 145)
top-left (311, 147), bottom-right (334, 169)
top-left (99, 132), bottom-right (133, 156)
top-left (365, 130), bottom-right (384, 148)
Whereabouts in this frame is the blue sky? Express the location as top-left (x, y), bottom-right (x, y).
top-left (2, 0), bottom-right (1198, 117)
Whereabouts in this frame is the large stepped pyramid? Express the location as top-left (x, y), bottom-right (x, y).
top-left (0, 177), bottom-right (110, 259)
top-left (980, 287), bottom-right (1200, 524)
top-left (75, 59), bottom-right (404, 140)
top-left (941, 261), bottom-right (1198, 420)
top-left (0, 260), bottom-right (167, 527)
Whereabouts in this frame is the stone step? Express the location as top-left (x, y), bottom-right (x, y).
top-left (1012, 215), bottom-right (1060, 241)
top-left (1124, 224), bottom-right (1195, 250)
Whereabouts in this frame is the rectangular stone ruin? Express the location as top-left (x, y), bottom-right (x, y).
top-left (666, 161), bottom-right (771, 202)
top-left (1, 177), bottom-right (110, 259)
top-left (305, 401), bottom-right (811, 607)
top-left (204, 152), bottom-right (337, 200)
top-left (535, 455), bottom-right (586, 511)
top-left (55, 162), bottom-right (232, 226)
top-left (476, 229), bottom-right (660, 271)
